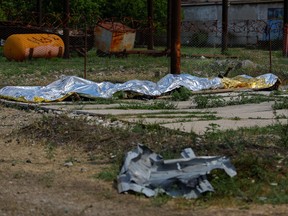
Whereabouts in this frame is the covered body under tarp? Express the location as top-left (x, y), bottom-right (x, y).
top-left (0, 73), bottom-right (280, 103)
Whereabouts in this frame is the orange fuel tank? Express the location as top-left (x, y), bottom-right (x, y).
top-left (4, 34), bottom-right (65, 61)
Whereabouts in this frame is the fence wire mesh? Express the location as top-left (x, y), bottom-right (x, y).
top-left (0, 7), bottom-right (286, 86)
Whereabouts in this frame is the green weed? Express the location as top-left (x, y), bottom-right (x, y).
top-left (131, 122), bottom-right (163, 134)
top-left (45, 142), bottom-right (57, 160)
top-left (150, 193), bottom-right (171, 207)
top-left (94, 166), bottom-right (119, 182)
top-left (39, 171), bottom-right (56, 188)
top-left (193, 93), bottom-right (274, 109)
top-left (171, 87), bottom-right (192, 101)
top-left (272, 97), bottom-right (288, 110)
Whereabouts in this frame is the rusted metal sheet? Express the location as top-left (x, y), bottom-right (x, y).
top-left (94, 21), bottom-right (136, 53)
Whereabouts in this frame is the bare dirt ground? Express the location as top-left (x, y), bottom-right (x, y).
top-left (1, 104), bottom-right (288, 216)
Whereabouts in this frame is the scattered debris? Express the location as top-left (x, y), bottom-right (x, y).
top-left (117, 145), bottom-right (237, 199)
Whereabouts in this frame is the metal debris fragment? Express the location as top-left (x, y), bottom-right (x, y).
top-left (117, 145), bottom-right (237, 199)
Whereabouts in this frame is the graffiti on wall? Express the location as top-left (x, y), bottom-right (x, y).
top-left (263, 8), bottom-right (283, 41)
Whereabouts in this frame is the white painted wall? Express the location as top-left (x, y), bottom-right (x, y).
top-left (182, 3), bottom-right (283, 46)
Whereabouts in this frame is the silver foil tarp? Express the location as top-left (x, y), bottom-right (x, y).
top-left (117, 145), bottom-right (237, 199)
top-left (0, 73), bottom-right (280, 102)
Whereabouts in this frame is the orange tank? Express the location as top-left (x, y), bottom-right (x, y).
top-left (4, 33), bottom-right (65, 61)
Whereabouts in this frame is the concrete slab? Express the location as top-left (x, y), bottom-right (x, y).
top-left (161, 119), bottom-right (287, 135)
top-left (39, 98), bottom-right (287, 135)
top-left (1, 89), bottom-right (286, 135)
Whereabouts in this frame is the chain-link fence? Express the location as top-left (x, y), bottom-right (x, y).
top-left (0, 6), bottom-right (286, 84)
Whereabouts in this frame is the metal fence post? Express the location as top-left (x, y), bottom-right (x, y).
top-left (283, 0), bottom-right (288, 57)
top-left (170, 0), bottom-right (181, 74)
top-left (147, 0), bottom-right (154, 50)
top-left (221, 0), bottom-right (228, 54)
top-left (36, 0), bottom-right (43, 26)
top-left (167, 0), bottom-right (172, 51)
top-left (63, 0), bottom-right (70, 59)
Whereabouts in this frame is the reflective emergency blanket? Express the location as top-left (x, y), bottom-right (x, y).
top-left (0, 73), bottom-right (280, 103)
top-left (117, 145), bottom-right (237, 198)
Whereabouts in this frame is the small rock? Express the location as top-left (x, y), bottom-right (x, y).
top-left (240, 60), bottom-right (257, 68)
top-left (80, 167), bottom-right (88, 172)
top-left (97, 119), bottom-right (104, 124)
top-left (26, 159), bottom-right (32, 163)
top-left (64, 162), bottom-right (73, 167)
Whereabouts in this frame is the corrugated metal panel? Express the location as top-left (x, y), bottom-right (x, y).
top-left (94, 22), bottom-right (136, 53)
top-left (97, 21), bottom-right (135, 33)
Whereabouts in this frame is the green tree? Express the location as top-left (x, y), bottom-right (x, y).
top-left (101, 0), bottom-right (167, 31)
top-left (0, 0), bottom-right (34, 21)
top-left (0, 0), bottom-right (168, 30)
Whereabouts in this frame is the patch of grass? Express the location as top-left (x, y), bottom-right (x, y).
top-left (272, 97), bottom-right (288, 110)
top-left (131, 122), bottom-right (163, 134)
top-left (44, 142), bottom-right (57, 160)
top-left (39, 171), bottom-right (56, 188)
top-left (82, 97), bottom-right (117, 104)
top-left (18, 114), bottom-right (196, 163)
top-left (141, 111), bottom-right (219, 121)
top-left (197, 121), bottom-right (288, 204)
top-left (112, 91), bottom-right (126, 99)
top-left (230, 116), bottom-right (241, 120)
top-left (150, 193), bottom-right (171, 207)
top-left (204, 152), bottom-right (288, 205)
top-left (1, 47), bottom-right (288, 87)
top-left (15, 110), bottom-right (288, 206)
top-left (118, 100), bottom-right (177, 110)
top-left (93, 165), bottom-right (119, 182)
top-left (273, 120), bottom-right (288, 147)
top-left (95, 170), bottom-right (116, 182)
top-left (193, 93), bottom-right (274, 109)
top-left (199, 122), bottom-right (288, 164)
